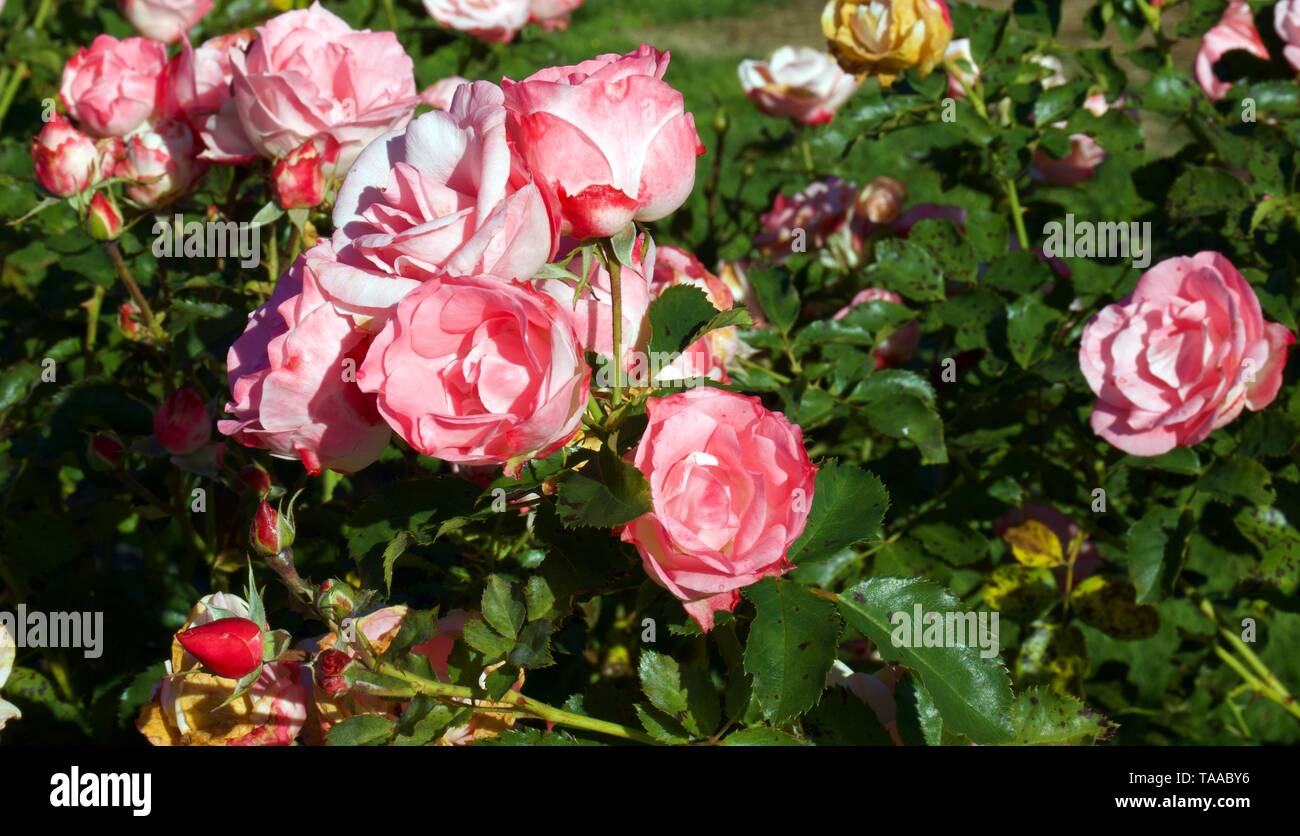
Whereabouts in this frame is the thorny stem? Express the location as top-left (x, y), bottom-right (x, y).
top-left (1192, 591), bottom-right (1300, 722)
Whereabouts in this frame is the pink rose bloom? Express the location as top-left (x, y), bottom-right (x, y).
top-left (419, 76), bottom-right (469, 110)
top-left (220, 244), bottom-right (392, 476)
top-left (30, 115), bottom-right (101, 197)
top-left (206, 3), bottom-right (418, 173)
top-left (834, 288), bottom-right (920, 369)
top-left (323, 82), bottom-right (557, 320)
top-left (536, 236), bottom-right (654, 369)
top-left (154, 388), bottom-right (211, 456)
top-left (623, 388), bottom-right (817, 631)
top-left (738, 46), bottom-right (858, 126)
top-left (1030, 134), bottom-right (1106, 186)
top-left (161, 31), bottom-right (251, 132)
top-left (357, 274), bottom-right (589, 466)
top-left (119, 0), bottom-right (213, 44)
top-left (424, 0), bottom-right (530, 43)
top-left (529, 0), bottom-right (583, 31)
top-left (60, 35), bottom-right (169, 137)
top-left (1195, 1), bottom-right (1269, 101)
top-left (1277, 0), bottom-right (1300, 71)
top-left (119, 119), bottom-right (207, 207)
top-left (1080, 252), bottom-right (1294, 456)
top-left (754, 176), bottom-right (857, 261)
top-left (945, 38), bottom-right (980, 99)
top-left (503, 45), bottom-right (705, 240)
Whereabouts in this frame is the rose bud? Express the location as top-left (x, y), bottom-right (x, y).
top-left (237, 463), bottom-right (273, 497)
top-left (176, 616), bottom-right (264, 679)
top-left (31, 115), bottom-right (100, 198)
top-left (250, 499), bottom-right (295, 557)
top-left (153, 387), bottom-right (211, 456)
top-left (87, 432), bottom-right (126, 471)
top-left (86, 192), bottom-right (124, 241)
top-left (316, 648), bottom-right (351, 677)
top-left (856, 176), bottom-right (907, 225)
top-left (315, 579), bottom-right (361, 622)
top-left (272, 136), bottom-right (340, 210)
top-left (118, 302), bottom-right (144, 340)
top-left (119, 119), bottom-right (207, 208)
top-left (119, 0), bottom-right (214, 45)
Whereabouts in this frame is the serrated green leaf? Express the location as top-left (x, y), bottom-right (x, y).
top-left (787, 461), bottom-right (888, 564)
top-left (742, 578), bottom-right (843, 723)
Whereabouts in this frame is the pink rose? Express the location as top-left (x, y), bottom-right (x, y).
top-left (154, 388), bottom-right (211, 456)
top-left (30, 115), bottom-right (101, 197)
top-left (834, 288), bottom-right (920, 369)
top-left (323, 82), bottom-right (557, 319)
top-left (1079, 252), bottom-right (1295, 456)
top-left (60, 35), bottom-right (169, 137)
top-left (622, 388), bottom-right (818, 631)
top-left (419, 76), bottom-right (469, 110)
top-left (529, 0), bottom-right (583, 31)
top-left (161, 32), bottom-right (251, 133)
top-left (357, 274), bottom-right (589, 466)
top-left (738, 46), bottom-right (858, 126)
top-left (754, 176), bottom-right (858, 261)
top-left (1195, 1), bottom-right (1269, 101)
top-left (119, 0), bottom-right (213, 44)
top-left (119, 119), bottom-right (207, 207)
top-left (1277, 0), bottom-right (1300, 72)
top-left (536, 236), bottom-right (654, 369)
top-left (503, 45), bottom-right (705, 240)
top-left (272, 136), bottom-right (340, 210)
top-left (220, 243), bottom-right (392, 476)
top-left (424, 0), bottom-right (530, 43)
top-left (207, 3), bottom-right (418, 173)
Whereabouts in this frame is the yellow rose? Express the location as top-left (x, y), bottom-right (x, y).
top-left (821, 0), bottom-right (954, 86)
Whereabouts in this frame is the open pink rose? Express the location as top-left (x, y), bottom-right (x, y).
top-left (119, 119), bottom-right (207, 207)
top-left (424, 0), bottom-right (529, 43)
top-left (1195, 1), bottom-right (1269, 101)
top-left (220, 243), bottom-right (392, 475)
top-left (323, 82), bottom-right (557, 320)
top-left (738, 46), bottom-right (858, 126)
top-left (120, 0), bottom-right (212, 44)
top-left (1277, 0), bottom-right (1300, 71)
top-left (1080, 252), bottom-right (1294, 456)
top-left (622, 388), bottom-right (818, 631)
top-left (529, 0), bottom-right (583, 31)
top-left (503, 45), bottom-right (705, 240)
top-left (161, 32), bottom-right (251, 136)
top-left (207, 3), bottom-right (418, 173)
top-left (357, 274), bottom-right (589, 466)
top-left (536, 236), bottom-right (654, 370)
top-left (834, 288), bottom-right (920, 369)
top-left (60, 35), bottom-right (169, 137)
top-left (31, 115), bottom-right (101, 197)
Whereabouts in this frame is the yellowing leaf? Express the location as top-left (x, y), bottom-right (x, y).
top-left (1004, 520), bottom-right (1064, 567)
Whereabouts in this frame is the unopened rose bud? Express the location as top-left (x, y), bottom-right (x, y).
top-left (316, 648), bottom-right (351, 677)
top-left (315, 579), bottom-right (361, 622)
top-left (118, 302), bottom-right (144, 340)
top-left (238, 464), bottom-right (273, 497)
top-left (250, 499), bottom-right (295, 557)
top-left (119, 119), bottom-right (206, 208)
top-left (320, 674), bottom-right (349, 696)
top-left (176, 616), bottom-right (264, 679)
top-left (153, 387), bottom-right (211, 456)
top-left (712, 107), bottom-right (729, 136)
top-left (272, 136), bottom-right (340, 210)
top-left (87, 432), bottom-right (126, 471)
top-left (857, 176), bottom-right (907, 224)
top-left (31, 115), bottom-right (100, 198)
top-left (86, 192), bottom-right (124, 241)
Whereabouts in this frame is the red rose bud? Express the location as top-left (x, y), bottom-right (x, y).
top-left (250, 499), bottom-right (295, 557)
top-left (31, 114), bottom-right (100, 198)
top-left (238, 464), bottom-right (274, 497)
top-left (176, 617), bottom-right (264, 679)
top-left (86, 192), bottom-right (124, 241)
top-left (153, 387), bottom-right (211, 456)
top-left (316, 648), bottom-right (351, 677)
top-left (87, 432), bottom-right (126, 471)
top-left (320, 674), bottom-right (349, 696)
top-left (272, 136), bottom-right (340, 210)
top-left (118, 302), bottom-right (144, 340)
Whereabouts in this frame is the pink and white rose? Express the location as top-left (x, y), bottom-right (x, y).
top-left (120, 0), bottom-right (213, 44)
top-left (1276, 0), bottom-right (1300, 72)
top-left (424, 0), bottom-right (530, 43)
top-left (1195, 1), bottom-right (1270, 101)
top-left (60, 35), bottom-right (169, 137)
top-left (30, 115), bottom-right (102, 197)
top-left (529, 0), bottom-right (583, 31)
top-left (119, 119), bottom-right (207, 207)
top-left (738, 46), bottom-right (859, 126)
top-left (1079, 252), bottom-right (1294, 456)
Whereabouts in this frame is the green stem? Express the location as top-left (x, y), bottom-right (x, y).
top-left (598, 238), bottom-right (625, 405)
top-left (381, 0), bottom-right (399, 31)
top-left (84, 284), bottom-right (105, 354)
top-left (375, 661), bottom-right (658, 745)
top-left (1001, 175), bottom-right (1031, 251)
top-left (104, 242), bottom-right (167, 343)
top-left (0, 0), bottom-right (55, 132)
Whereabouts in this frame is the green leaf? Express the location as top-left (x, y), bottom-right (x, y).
top-left (508, 620), bottom-right (556, 669)
top-left (866, 238), bottom-right (945, 302)
top-left (723, 727), bottom-right (809, 746)
top-left (863, 394), bottom-right (948, 464)
top-left (1235, 507), bottom-right (1300, 596)
top-left (1127, 506), bottom-right (1188, 604)
top-left (1198, 455), bottom-right (1275, 507)
top-left (394, 695), bottom-right (454, 746)
top-left (555, 448), bottom-right (652, 528)
top-left (524, 576), bottom-right (555, 621)
top-left (1167, 166), bottom-right (1252, 221)
top-left (326, 714), bottom-right (396, 746)
top-left (747, 265), bottom-right (800, 334)
top-left (1004, 688), bottom-right (1115, 745)
top-left (837, 578), bottom-right (1014, 743)
top-left (382, 531), bottom-right (415, 596)
top-left (638, 649), bottom-right (689, 717)
top-left (482, 575), bottom-right (526, 639)
top-left (1006, 295), bottom-right (1063, 369)
top-left (787, 461), bottom-right (888, 564)
top-left (913, 523), bottom-right (990, 566)
top-left (462, 617), bottom-right (515, 660)
top-left (742, 577), bottom-right (843, 723)
top-left (647, 284), bottom-right (720, 356)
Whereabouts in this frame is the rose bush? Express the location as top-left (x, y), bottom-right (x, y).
top-left (2, 0), bottom-right (1299, 754)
